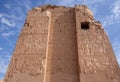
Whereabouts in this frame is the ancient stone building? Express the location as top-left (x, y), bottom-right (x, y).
top-left (3, 5), bottom-right (120, 82)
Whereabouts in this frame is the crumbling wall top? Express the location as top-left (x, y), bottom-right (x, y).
top-left (75, 4), bottom-right (93, 17)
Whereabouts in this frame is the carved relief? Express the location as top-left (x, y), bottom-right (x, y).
top-left (81, 58), bottom-right (99, 73)
top-left (79, 33), bottom-right (108, 56)
top-left (4, 5), bottom-right (120, 82)
top-left (80, 57), bottom-right (117, 75)
top-left (5, 56), bottom-right (45, 81)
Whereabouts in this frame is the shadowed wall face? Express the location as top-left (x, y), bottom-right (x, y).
top-left (45, 7), bottom-right (79, 82)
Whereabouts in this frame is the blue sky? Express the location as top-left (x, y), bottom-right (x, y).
top-left (0, 0), bottom-right (120, 80)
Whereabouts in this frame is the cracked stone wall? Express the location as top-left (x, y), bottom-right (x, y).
top-left (3, 5), bottom-right (120, 82)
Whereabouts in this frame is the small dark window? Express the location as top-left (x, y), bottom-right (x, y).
top-left (81, 22), bottom-right (89, 30)
top-left (25, 23), bottom-right (29, 27)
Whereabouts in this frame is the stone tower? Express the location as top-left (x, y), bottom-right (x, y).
top-left (3, 5), bottom-right (120, 82)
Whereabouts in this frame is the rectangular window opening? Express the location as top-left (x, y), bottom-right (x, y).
top-left (81, 22), bottom-right (90, 30)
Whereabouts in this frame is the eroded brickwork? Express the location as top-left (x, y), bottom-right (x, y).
top-left (3, 5), bottom-right (120, 82)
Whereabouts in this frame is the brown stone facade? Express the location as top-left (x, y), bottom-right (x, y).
top-left (3, 5), bottom-right (120, 82)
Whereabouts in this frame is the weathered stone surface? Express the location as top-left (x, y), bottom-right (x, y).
top-left (3, 4), bottom-right (120, 82)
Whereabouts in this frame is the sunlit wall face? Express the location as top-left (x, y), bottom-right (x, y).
top-left (0, 0), bottom-right (120, 80)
